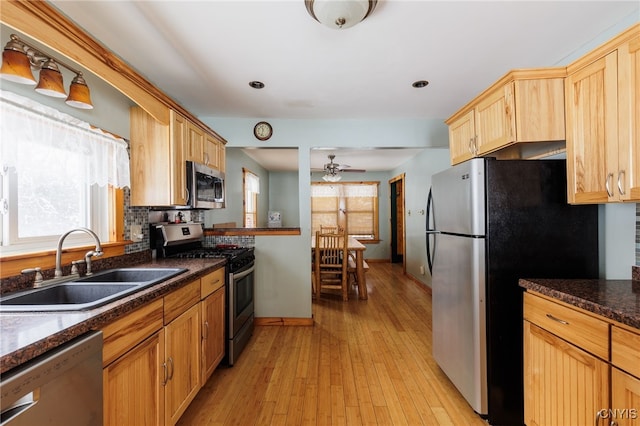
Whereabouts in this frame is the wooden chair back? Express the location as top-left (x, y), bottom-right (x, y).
top-left (313, 230), bottom-right (349, 301)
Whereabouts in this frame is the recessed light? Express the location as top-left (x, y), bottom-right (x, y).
top-left (412, 80), bottom-right (429, 88)
top-left (249, 81), bottom-right (265, 89)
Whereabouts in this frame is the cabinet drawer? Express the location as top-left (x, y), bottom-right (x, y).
top-left (612, 326), bottom-right (640, 378)
top-left (102, 298), bottom-right (164, 367)
top-left (164, 279), bottom-right (200, 324)
top-left (200, 267), bottom-right (225, 299)
top-left (524, 292), bottom-right (609, 359)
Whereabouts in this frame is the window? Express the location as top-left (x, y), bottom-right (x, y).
top-left (243, 168), bottom-right (259, 228)
top-left (311, 182), bottom-right (379, 241)
top-left (0, 90), bottom-right (129, 255)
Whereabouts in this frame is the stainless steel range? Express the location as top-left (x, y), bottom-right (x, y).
top-left (151, 223), bottom-right (255, 366)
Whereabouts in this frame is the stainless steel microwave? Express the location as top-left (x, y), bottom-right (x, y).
top-left (186, 161), bottom-right (225, 209)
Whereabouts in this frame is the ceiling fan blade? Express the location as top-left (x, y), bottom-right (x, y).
top-left (340, 168), bottom-right (366, 173)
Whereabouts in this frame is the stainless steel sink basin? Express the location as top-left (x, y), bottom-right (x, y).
top-left (0, 267), bottom-right (187, 312)
top-left (73, 268), bottom-right (186, 284)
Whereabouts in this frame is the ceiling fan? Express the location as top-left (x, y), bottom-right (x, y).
top-left (314, 154), bottom-right (367, 174)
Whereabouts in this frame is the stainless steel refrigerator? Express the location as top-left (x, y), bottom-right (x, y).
top-left (426, 158), bottom-right (598, 426)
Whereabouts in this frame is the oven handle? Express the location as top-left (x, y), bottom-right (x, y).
top-left (232, 263), bottom-right (255, 280)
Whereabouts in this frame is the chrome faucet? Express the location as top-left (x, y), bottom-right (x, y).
top-left (55, 228), bottom-right (103, 278)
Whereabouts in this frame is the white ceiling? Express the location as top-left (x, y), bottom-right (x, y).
top-left (48, 0), bottom-right (638, 171)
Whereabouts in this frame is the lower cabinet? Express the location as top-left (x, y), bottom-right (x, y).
top-left (524, 292), bottom-right (640, 426)
top-left (102, 269), bottom-right (228, 426)
top-left (201, 286), bottom-right (225, 385)
top-left (611, 367), bottom-right (640, 426)
top-left (103, 330), bottom-right (166, 426)
top-left (523, 320), bottom-right (609, 426)
top-left (164, 303), bottom-right (201, 426)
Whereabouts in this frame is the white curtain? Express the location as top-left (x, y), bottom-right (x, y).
top-left (0, 90), bottom-right (130, 188)
top-left (245, 171), bottom-right (260, 194)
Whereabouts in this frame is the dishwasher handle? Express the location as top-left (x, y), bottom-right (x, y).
top-left (1, 393), bottom-right (38, 425)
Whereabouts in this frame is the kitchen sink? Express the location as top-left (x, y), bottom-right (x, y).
top-left (0, 267), bottom-right (187, 312)
top-left (73, 268), bottom-right (186, 284)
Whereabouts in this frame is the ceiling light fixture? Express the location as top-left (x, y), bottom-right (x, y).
top-left (323, 171), bottom-right (342, 182)
top-left (305, 0), bottom-right (377, 29)
top-left (249, 81), bottom-right (265, 89)
top-left (412, 80), bottom-right (429, 88)
top-left (1, 34), bottom-right (93, 109)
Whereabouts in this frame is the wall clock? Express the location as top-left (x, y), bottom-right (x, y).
top-left (253, 121), bottom-right (273, 141)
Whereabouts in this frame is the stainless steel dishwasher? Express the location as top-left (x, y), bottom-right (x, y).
top-left (0, 331), bottom-right (103, 426)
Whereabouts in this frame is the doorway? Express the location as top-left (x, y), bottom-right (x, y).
top-left (389, 174), bottom-right (405, 269)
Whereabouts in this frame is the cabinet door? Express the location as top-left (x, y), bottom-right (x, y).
top-left (611, 367), bottom-right (640, 426)
top-left (618, 35), bottom-right (640, 201)
top-left (524, 321), bottom-right (609, 426)
top-left (185, 121), bottom-right (204, 164)
top-left (203, 134), bottom-right (219, 169)
top-left (565, 51), bottom-right (619, 204)
top-left (201, 287), bottom-right (225, 385)
top-left (475, 82), bottom-right (515, 155)
top-left (104, 330), bottom-right (165, 426)
top-left (165, 303), bottom-right (201, 426)
top-left (170, 111), bottom-right (188, 205)
top-left (448, 110), bottom-right (476, 165)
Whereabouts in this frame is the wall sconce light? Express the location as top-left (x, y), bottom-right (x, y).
top-left (1, 34), bottom-right (93, 109)
top-left (305, 0), bottom-right (377, 29)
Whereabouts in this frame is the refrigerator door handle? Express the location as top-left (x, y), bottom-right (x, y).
top-left (426, 188), bottom-right (437, 274)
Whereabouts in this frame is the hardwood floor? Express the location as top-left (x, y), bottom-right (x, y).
top-left (177, 262), bottom-right (487, 426)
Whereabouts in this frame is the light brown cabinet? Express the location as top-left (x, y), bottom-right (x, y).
top-left (185, 121), bottom-right (205, 164)
top-left (102, 275), bottom-right (218, 426)
top-left (200, 268), bottom-right (226, 385)
top-left (103, 330), bottom-right (165, 426)
top-left (446, 69), bottom-right (565, 165)
top-left (203, 133), bottom-right (226, 172)
top-left (130, 106), bottom-right (226, 206)
top-left (102, 299), bottom-right (165, 426)
top-left (524, 292), bottom-right (640, 426)
top-left (164, 303), bottom-right (201, 426)
top-left (565, 24), bottom-right (640, 204)
top-left (130, 107), bottom-right (188, 206)
top-left (523, 292), bottom-right (609, 426)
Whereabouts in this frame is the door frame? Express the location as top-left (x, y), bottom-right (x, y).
top-left (389, 173), bottom-right (406, 272)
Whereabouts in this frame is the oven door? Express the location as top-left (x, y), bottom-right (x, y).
top-left (229, 262), bottom-right (255, 337)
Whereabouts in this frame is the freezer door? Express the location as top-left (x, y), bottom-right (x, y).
top-left (431, 158), bottom-right (485, 236)
top-left (432, 233), bottom-right (487, 415)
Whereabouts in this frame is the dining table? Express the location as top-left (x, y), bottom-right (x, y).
top-left (312, 236), bottom-right (367, 300)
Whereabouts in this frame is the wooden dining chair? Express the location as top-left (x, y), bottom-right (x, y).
top-left (313, 230), bottom-right (349, 301)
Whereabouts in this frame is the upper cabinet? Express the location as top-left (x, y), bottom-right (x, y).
top-left (130, 107), bottom-right (226, 207)
top-left (446, 68), bottom-right (566, 165)
top-left (565, 24), bottom-right (640, 204)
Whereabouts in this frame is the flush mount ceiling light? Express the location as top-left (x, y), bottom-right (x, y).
top-left (0, 34), bottom-right (93, 109)
top-left (305, 0), bottom-right (377, 29)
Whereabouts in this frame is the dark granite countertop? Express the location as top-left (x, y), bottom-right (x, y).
top-left (519, 278), bottom-right (640, 330)
top-left (0, 257), bottom-right (226, 374)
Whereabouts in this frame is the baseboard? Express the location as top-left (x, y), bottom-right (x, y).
top-left (405, 272), bottom-right (432, 295)
top-left (255, 316), bottom-right (314, 326)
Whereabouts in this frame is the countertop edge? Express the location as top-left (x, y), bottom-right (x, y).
top-left (0, 257), bottom-right (226, 374)
top-left (519, 278), bottom-right (640, 330)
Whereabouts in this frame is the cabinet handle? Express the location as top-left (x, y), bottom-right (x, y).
top-left (617, 170), bottom-right (626, 196)
top-left (473, 136), bottom-right (478, 155)
top-left (605, 173), bottom-right (614, 197)
top-left (204, 153), bottom-right (210, 166)
top-left (468, 138), bottom-right (474, 154)
top-left (162, 361), bottom-right (169, 386)
top-left (546, 313), bottom-right (569, 325)
top-left (203, 321), bottom-right (209, 340)
top-left (168, 356), bottom-right (174, 381)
